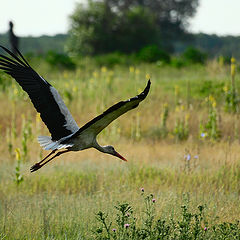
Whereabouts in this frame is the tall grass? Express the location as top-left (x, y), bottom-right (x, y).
top-left (0, 58), bottom-right (239, 238)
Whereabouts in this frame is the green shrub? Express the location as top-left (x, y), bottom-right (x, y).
top-left (94, 52), bottom-right (130, 67)
top-left (137, 45), bottom-right (170, 63)
top-left (170, 57), bottom-right (186, 68)
top-left (183, 47), bottom-right (207, 64)
top-left (45, 51), bottom-right (76, 70)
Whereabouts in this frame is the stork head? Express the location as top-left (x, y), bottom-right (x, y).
top-left (104, 145), bottom-right (127, 161)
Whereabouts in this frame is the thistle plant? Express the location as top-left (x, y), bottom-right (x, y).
top-left (93, 190), bottom-right (240, 239)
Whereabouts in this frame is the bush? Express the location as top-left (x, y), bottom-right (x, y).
top-left (94, 52), bottom-right (129, 67)
top-left (45, 51), bottom-right (76, 70)
top-left (183, 47), bottom-right (207, 64)
top-left (137, 45), bottom-right (170, 63)
top-left (67, 3), bottom-right (159, 55)
top-left (170, 57), bottom-right (187, 68)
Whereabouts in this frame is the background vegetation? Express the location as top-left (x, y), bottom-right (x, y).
top-left (0, 0), bottom-right (240, 239)
top-left (0, 56), bottom-right (239, 238)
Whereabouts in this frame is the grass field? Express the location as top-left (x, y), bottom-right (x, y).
top-left (0, 59), bottom-right (239, 239)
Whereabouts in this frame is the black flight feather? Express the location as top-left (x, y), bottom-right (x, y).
top-left (0, 46), bottom-right (77, 140)
top-left (65, 80), bottom-right (151, 142)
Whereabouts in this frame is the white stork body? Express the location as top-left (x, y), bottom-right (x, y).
top-left (0, 46), bottom-right (151, 172)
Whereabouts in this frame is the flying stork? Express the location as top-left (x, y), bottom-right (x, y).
top-left (0, 46), bottom-right (151, 172)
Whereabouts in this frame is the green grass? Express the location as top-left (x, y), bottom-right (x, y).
top-left (0, 58), bottom-right (239, 239)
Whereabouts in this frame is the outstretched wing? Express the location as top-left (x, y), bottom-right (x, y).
top-left (0, 46), bottom-right (79, 141)
top-left (69, 80), bottom-right (151, 139)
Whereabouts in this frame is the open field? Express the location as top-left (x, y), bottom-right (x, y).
top-left (0, 59), bottom-right (240, 239)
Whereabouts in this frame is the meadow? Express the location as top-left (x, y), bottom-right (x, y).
top-left (0, 57), bottom-right (240, 239)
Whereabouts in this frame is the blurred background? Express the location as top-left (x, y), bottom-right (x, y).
top-left (1, 1), bottom-right (240, 239)
top-left (1, 0), bottom-right (240, 61)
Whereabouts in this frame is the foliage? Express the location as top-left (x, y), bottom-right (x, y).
top-left (170, 57), bottom-right (186, 68)
top-left (45, 51), bottom-right (76, 70)
top-left (0, 33), bottom-right (67, 54)
top-left (198, 80), bottom-right (224, 97)
top-left (137, 45), bottom-right (170, 63)
top-left (200, 96), bottom-right (221, 141)
top-left (94, 52), bottom-right (130, 67)
top-left (173, 114), bottom-right (189, 141)
top-left (183, 47), bottom-right (207, 64)
top-left (102, 0), bottom-right (199, 52)
top-left (94, 192), bottom-right (240, 240)
top-left (1, 57), bottom-right (240, 238)
top-left (67, 2), bottom-right (158, 55)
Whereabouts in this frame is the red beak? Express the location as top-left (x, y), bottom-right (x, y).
top-left (114, 152), bottom-right (127, 162)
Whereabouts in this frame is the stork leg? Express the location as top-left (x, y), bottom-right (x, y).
top-left (30, 149), bottom-right (70, 173)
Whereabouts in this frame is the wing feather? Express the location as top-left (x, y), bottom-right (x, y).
top-left (66, 80), bottom-right (151, 141)
top-left (0, 46), bottom-right (79, 141)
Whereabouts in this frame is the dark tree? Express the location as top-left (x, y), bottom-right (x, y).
top-left (9, 21), bottom-right (19, 54)
top-left (67, 0), bottom-right (199, 55)
top-left (105, 0), bottom-right (199, 52)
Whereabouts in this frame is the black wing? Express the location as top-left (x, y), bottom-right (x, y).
top-left (68, 80), bottom-right (151, 140)
top-left (0, 46), bottom-right (79, 141)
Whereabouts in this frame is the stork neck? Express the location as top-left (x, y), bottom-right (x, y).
top-left (93, 140), bottom-right (108, 153)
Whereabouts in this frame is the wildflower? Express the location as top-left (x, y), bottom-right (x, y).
top-left (175, 106), bottom-right (180, 112)
top-left (209, 95), bottom-right (215, 103)
top-left (174, 85), bottom-right (179, 96)
top-left (223, 85), bottom-right (228, 93)
top-left (152, 199), bottom-right (156, 203)
top-left (163, 103), bottom-right (168, 108)
top-left (231, 57), bottom-right (236, 78)
top-left (194, 155), bottom-right (199, 159)
top-left (140, 187), bottom-right (144, 192)
top-left (201, 132), bottom-right (206, 138)
top-left (14, 88), bottom-right (18, 96)
top-left (73, 86), bottom-right (78, 93)
top-left (212, 100), bottom-right (217, 108)
top-left (129, 66), bottom-right (135, 73)
top-left (124, 224), bottom-right (130, 229)
top-left (15, 148), bottom-right (21, 161)
top-left (101, 66), bottom-right (107, 73)
top-left (204, 227), bottom-right (207, 231)
top-left (112, 228), bottom-right (116, 232)
top-left (93, 71), bottom-right (98, 78)
top-left (146, 73), bottom-right (151, 80)
top-left (184, 154), bottom-right (191, 161)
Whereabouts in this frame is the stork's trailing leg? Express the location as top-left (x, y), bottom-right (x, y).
top-left (30, 149), bottom-right (70, 172)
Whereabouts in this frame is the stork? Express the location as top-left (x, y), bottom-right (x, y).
top-left (0, 46), bottom-right (151, 172)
